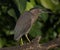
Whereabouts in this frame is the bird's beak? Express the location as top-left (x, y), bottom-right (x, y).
top-left (39, 9), bottom-right (52, 13)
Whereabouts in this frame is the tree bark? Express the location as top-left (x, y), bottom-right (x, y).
top-left (0, 36), bottom-right (60, 50)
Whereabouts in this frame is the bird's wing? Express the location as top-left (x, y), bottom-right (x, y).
top-left (14, 11), bottom-right (32, 41)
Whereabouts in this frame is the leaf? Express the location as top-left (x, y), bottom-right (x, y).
top-left (25, 2), bottom-right (34, 11)
top-left (47, 28), bottom-right (57, 39)
top-left (30, 0), bottom-right (36, 6)
top-left (57, 27), bottom-right (60, 33)
top-left (3, 28), bottom-right (14, 35)
top-left (40, 0), bottom-right (56, 11)
top-left (0, 11), bottom-right (2, 15)
top-left (8, 8), bottom-right (17, 21)
top-left (29, 21), bottom-right (43, 37)
top-left (0, 38), bottom-right (6, 48)
top-left (36, 0), bottom-right (41, 4)
top-left (40, 13), bottom-right (48, 22)
top-left (51, 0), bottom-right (59, 5)
top-left (53, 31), bottom-right (57, 38)
top-left (14, 0), bottom-right (27, 13)
top-left (1, 6), bottom-right (7, 13)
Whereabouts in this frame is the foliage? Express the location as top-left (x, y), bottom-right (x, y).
top-left (0, 0), bottom-right (60, 49)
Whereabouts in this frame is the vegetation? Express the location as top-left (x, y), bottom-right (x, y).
top-left (0, 0), bottom-right (60, 50)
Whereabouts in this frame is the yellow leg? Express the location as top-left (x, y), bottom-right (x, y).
top-left (19, 38), bottom-right (24, 46)
top-left (25, 34), bottom-right (30, 42)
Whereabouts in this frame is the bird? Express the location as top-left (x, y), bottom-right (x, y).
top-left (14, 7), bottom-right (42, 42)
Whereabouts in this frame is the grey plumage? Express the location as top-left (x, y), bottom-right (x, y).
top-left (14, 11), bottom-right (32, 41)
top-left (14, 8), bottom-right (41, 41)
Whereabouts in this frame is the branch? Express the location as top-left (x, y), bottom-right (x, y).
top-left (0, 36), bottom-right (60, 50)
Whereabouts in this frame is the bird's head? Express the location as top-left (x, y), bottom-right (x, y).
top-left (29, 7), bottom-right (42, 24)
top-left (30, 7), bottom-right (42, 16)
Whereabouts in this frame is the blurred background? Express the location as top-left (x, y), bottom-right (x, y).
top-left (0, 0), bottom-right (60, 50)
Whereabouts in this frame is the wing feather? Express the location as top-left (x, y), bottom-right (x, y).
top-left (14, 11), bottom-right (32, 41)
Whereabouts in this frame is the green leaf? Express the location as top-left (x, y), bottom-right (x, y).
top-left (1, 6), bottom-right (7, 13)
top-left (14, 0), bottom-right (27, 13)
top-left (0, 11), bottom-right (2, 15)
top-left (25, 2), bottom-right (34, 11)
top-left (40, 13), bottom-right (48, 22)
top-left (53, 31), bottom-right (57, 38)
top-left (40, 0), bottom-right (56, 11)
top-left (35, 0), bottom-right (41, 4)
top-left (30, 0), bottom-right (36, 6)
top-left (57, 27), bottom-right (60, 33)
top-left (47, 28), bottom-right (57, 39)
top-left (29, 21), bottom-right (43, 37)
top-left (0, 38), bottom-right (6, 48)
top-left (3, 28), bottom-right (14, 35)
top-left (8, 8), bottom-right (17, 21)
top-left (51, 0), bottom-right (59, 5)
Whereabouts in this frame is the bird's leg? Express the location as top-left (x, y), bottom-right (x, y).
top-left (19, 38), bottom-right (24, 46)
top-left (25, 34), bottom-right (30, 42)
